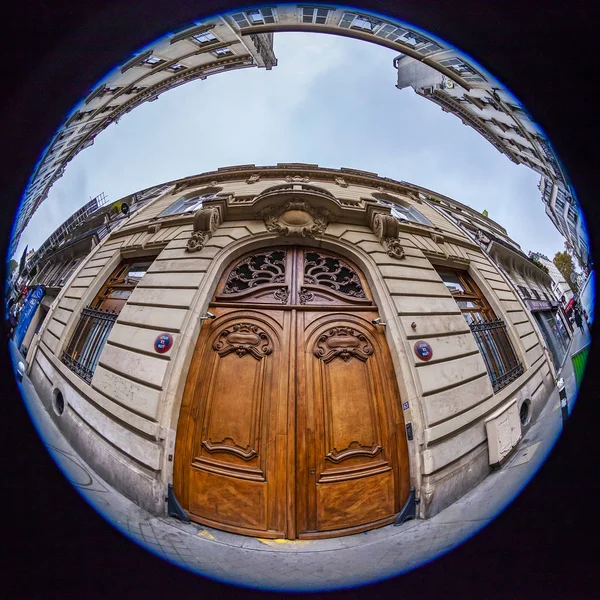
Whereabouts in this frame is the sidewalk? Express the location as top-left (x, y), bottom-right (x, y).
top-left (8, 338), bottom-right (580, 592)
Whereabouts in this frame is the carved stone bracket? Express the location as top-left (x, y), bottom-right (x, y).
top-left (261, 200), bottom-right (330, 238)
top-left (147, 223), bottom-right (162, 234)
top-left (325, 441), bottom-right (382, 463)
top-left (185, 206), bottom-right (221, 252)
top-left (285, 175), bottom-right (310, 183)
top-left (371, 212), bottom-right (406, 260)
top-left (313, 326), bottom-right (374, 363)
top-left (213, 323), bottom-right (273, 360)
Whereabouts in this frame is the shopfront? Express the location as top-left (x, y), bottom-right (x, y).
top-left (527, 299), bottom-right (570, 370)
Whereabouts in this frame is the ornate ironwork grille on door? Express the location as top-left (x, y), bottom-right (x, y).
top-left (436, 267), bottom-right (524, 392)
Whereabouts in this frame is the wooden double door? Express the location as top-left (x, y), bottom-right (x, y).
top-left (174, 247), bottom-right (410, 539)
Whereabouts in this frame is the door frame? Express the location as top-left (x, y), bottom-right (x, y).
top-left (163, 234), bottom-right (424, 522)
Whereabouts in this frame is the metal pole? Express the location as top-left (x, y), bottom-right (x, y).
top-left (557, 377), bottom-right (568, 423)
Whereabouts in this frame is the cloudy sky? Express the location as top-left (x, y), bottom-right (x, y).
top-left (15, 32), bottom-right (565, 260)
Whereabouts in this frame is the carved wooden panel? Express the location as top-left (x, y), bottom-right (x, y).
top-left (174, 309), bottom-right (289, 538)
top-left (296, 312), bottom-right (409, 538)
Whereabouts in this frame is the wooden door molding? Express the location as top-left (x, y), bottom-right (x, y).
top-left (173, 245), bottom-right (412, 539)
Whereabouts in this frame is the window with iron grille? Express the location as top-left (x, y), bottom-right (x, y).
top-left (436, 267), bottom-right (524, 392)
top-left (61, 258), bottom-right (154, 384)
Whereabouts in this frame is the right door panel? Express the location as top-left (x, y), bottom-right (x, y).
top-left (296, 311), bottom-right (409, 539)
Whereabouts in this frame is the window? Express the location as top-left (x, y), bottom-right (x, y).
top-left (438, 57), bottom-right (485, 82)
top-left (140, 55), bottom-right (165, 67)
top-left (231, 8), bottom-right (276, 28)
top-left (375, 197), bottom-right (432, 226)
top-left (301, 7), bottom-right (330, 24)
top-left (211, 47), bottom-right (233, 58)
top-left (518, 285), bottom-right (530, 299)
top-left (159, 192), bottom-right (216, 217)
top-left (437, 267), bottom-right (524, 392)
top-left (339, 13), bottom-right (382, 32)
top-left (530, 289), bottom-right (540, 300)
top-left (125, 86), bottom-right (147, 94)
top-left (167, 63), bottom-right (187, 72)
top-left (61, 258), bottom-right (154, 383)
top-left (191, 30), bottom-right (218, 44)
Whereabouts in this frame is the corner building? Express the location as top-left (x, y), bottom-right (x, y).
top-left (27, 164), bottom-right (555, 539)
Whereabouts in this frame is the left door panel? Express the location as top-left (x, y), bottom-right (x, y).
top-left (174, 307), bottom-right (291, 538)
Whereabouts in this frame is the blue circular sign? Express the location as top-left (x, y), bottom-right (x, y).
top-left (154, 333), bottom-right (173, 354)
top-left (414, 340), bottom-right (433, 361)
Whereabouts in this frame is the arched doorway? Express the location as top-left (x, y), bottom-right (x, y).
top-left (173, 246), bottom-right (410, 539)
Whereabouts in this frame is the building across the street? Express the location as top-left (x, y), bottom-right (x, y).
top-left (9, 15), bottom-right (278, 258)
top-left (25, 163), bottom-right (555, 540)
top-left (394, 47), bottom-right (590, 269)
top-left (528, 252), bottom-right (574, 306)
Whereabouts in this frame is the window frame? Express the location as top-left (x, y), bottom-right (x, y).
top-left (158, 191), bottom-right (218, 218)
top-left (435, 265), bottom-right (524, 392)
top-left (374, 196), bottom-right (433, 226)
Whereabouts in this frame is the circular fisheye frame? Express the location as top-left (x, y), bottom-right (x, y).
top-left (5, 2), bottom-right (593, 593)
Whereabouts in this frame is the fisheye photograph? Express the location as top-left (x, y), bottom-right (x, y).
top-left (2, 1), bottom-right (597, 598)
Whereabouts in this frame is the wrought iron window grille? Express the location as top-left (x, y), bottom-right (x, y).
top-left (469, 318), bottom-right (524, 392)
top-left (61, 306), bottom-right (118, 384)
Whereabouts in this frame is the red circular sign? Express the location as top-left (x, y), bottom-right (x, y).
top-left (154, 333), bottom-right (173, 354)
top-left (414, 340), bottom-right (433, 361)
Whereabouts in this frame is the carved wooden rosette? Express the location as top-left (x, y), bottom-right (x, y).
top-left (372, 212), bottom-right (405, 260)
top-left (212, 323), bottom-right (273, 360)
top-left (185, 207), bottom-right (221, 252)
top-left (313, 326), bottom-right (374, 363)
top-left (261, 201), bottom-right (330, 238)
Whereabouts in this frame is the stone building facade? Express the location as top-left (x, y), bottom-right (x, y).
top-left (25, 164), bottom-right (555, 538)
top-left (419, 189), bottom-right (573, 372)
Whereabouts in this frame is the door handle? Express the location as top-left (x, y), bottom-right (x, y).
top-left (371, 318), bottom-right (387, 327)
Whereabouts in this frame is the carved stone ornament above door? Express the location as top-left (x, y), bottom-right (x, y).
top-left (260, 200), bottom-right (330, 238)
top-left (185, 206), bottom-right (222, 252)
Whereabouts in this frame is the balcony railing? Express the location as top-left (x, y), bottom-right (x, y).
top-left (469, 318), bottom-right (524, 392)
top-left (61, 306), bottom-right (118, 384)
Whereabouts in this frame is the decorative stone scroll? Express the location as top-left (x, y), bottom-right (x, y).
top-left (261, 201), bottom-right (330, 238)
top-left (212, 323), bottom-right (273, 360)
top-left (313, 326), bottom-right (374, 363)
top-left (245, 173), bottom-right (260, 184)
top-left (185, 207), bottom-right (221, 252)
top-left (334, 177), bottom-right (348, 188)
top-left (372, 212), bottom-right (406, 260)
